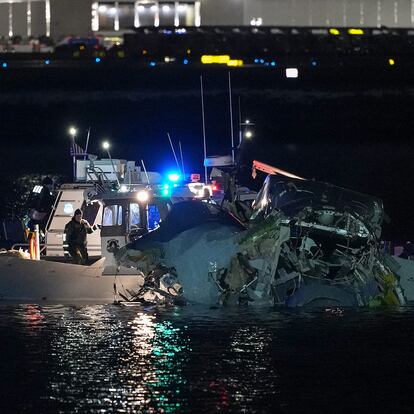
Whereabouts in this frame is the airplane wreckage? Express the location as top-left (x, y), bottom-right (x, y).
top-left (115, 161), bottom-right (410, 308)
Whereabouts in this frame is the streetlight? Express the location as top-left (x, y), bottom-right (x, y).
top-left (102, 141), bottom-right (120, 186)
top-left (68, 126), bottom-right (78, 180)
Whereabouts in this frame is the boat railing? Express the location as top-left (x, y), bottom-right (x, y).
top-left (86, 165), bottom-right (113, 192)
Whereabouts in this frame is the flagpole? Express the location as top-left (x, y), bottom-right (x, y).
top-left (84, 127), bottom-right (91, 160)
top-left (72, 136), bottom-right (76, 182)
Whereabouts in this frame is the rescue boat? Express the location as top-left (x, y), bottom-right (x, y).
top-left (0, 157), bottom-right (206, 303)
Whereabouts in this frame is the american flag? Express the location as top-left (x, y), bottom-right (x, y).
top-left (70, 142), bottom-right (87, 157)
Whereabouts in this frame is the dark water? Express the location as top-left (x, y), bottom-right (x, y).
top-left (0, 304), bottom-right (413, 413)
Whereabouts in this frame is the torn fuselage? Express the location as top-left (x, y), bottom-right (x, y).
top-left (229, 175), bottom-right (402, 307)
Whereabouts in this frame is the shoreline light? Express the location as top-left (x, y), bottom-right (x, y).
top-left (348, 28), bottom-right (364, 35)
top-left (286, 68), bottom-right (299, 78)
top-left (201, 55), bottom-right (230, 64)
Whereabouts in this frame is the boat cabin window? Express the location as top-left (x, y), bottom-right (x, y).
top-left (82, 201), bottom-right (100, 225)
top-left (129, 203), bottom-right (141, 227)
top-left (102, 205), bottom-right (123, 226)
top-left (147, 204), bottom-right (161, 231)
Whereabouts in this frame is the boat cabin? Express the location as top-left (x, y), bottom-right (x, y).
top-left (42, 157), bottom-right (198, 273)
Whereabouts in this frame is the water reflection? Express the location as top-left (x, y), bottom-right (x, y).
top-left (21, 304), bottom-right (45, 334)
top-left (2, 305), bottom-right (414, 413)
top-left (122, 314), bottom-right (189, 413)
top-left (42, 306), bottom-right (190, 412)
top-left (204, 323), bottom-right (278, 412)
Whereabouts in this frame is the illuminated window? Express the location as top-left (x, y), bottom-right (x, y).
top-left (159, 2), bottom-right (174, 25)
top-left (93, 1), bottom-right (198, 30)
top-left (137, 2), bottom-right (157, 27)
top-left (97, 2), bottom-right (116, 30)
top-left (147, 204), bottom-right (161, 230)
top-left (103, 205), bottom-right (123, 226)
top-left (129, 203), bottom-right (141, 227)
top-left (118, 3), bottom-right (135, 29)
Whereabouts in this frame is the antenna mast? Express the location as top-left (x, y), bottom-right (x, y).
top-left (178, 140), bottom-right (186, 178)
top-left (141, 159), bottom-right (151, 184)
top-left (200, 75), bottom-right (208, 184)
top-left (228, 71), bottom-right (235, 164)
top-left (167, 132), bottom-right (182, 174)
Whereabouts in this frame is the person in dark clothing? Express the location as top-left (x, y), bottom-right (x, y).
top-left (64, 208), bottom-right (96, 265)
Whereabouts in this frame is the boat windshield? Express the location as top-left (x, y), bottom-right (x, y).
top-left (102, 205), bottom-right (123, 226)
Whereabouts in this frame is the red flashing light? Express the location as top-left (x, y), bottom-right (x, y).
top-left (191, 173), bottom-right (201, 182)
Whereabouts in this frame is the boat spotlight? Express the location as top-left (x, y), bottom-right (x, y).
top-left (68, 126), bottom-right (77, 137)
top-left (137, 190), bottom-right (150, 203)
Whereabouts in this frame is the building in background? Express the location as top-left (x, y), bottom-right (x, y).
top-left (1, 0), bottom-right (414, 41)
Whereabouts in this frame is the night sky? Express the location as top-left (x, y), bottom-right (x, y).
top-left (0, 64), bottom-right (413, 240)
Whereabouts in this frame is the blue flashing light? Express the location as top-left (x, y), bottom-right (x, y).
top-left (2, 62), bottom-right (8, 68)
top-left (254, 58), bottom-right (259, 63)
top-left (167, 173), bottom-right (180, 182)
top-left (183, 58), bottom-right (189, 65)
top-left (149, 61), bottom-right (156, 67)
top-left (44, 59), bottom-right (50, 65)
top-left (270, 61), bottom-right (276, 67)
top-left (95, 57), bottom-right (101, 63)
top-left (163, 184), bottom-right (170, 189)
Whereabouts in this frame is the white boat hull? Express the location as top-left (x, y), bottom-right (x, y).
top-left (0, 257), bottom-right (143, 303)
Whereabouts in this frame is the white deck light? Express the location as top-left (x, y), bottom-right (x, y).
top-left (137, 190), bottom-right (150, 203)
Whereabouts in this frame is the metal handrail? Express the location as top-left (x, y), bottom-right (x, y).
top-left (86, 165), bottom-right (111, 184)
top-left (45, 190), bottom-right (62, 232)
